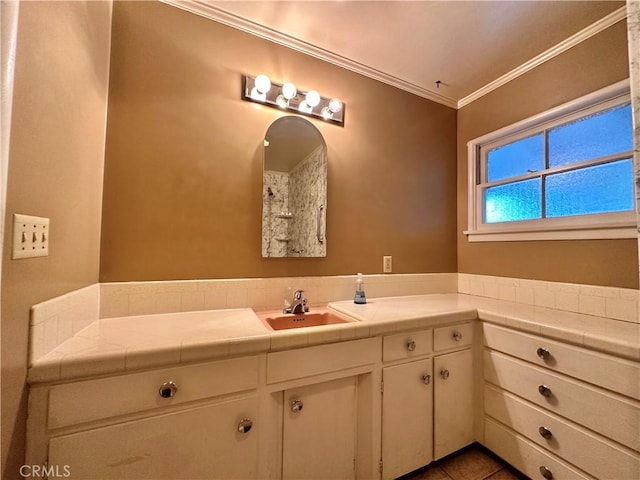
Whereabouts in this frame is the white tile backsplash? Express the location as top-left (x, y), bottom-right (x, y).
top-left (29, 284), bottom-right (100, 366)
top-left (555, 292), bottom-right (579, 312)
top-left (99, 273), bottom-right (459, 319)
top-left (29, 272), bottom-right (639, 367)
top-left (459, 273), bottom-right (639, 323)
top-left (605, 296), bottom-right (639, 323)
top-left (579, 295), bottom-right (607, 317)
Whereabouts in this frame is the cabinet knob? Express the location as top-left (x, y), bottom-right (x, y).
top-left (158, 381), bottom-right (178, 398)
top-left (237, 418), bottom-right (253, 434)
top-left (537, 347), bottom-right (551, 360)
top-left (421, 374), bottom-right (431, 385)
top-left (539, 466), bottom-right (553, 479)
top-left (452, 330), bottom-right (463, 341)
top-left (538, 384), bottom-right (553, 398)
top-left (406, 340), bottom-right (416, 352)
top-left (291, 399), bottom-right (304, 413)
top-left (538, 426), bottom-right (553, 439)
top-left (440, 369), bottom-right (450, 380)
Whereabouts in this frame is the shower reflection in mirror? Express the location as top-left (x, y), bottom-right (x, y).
top-left (262, 116), bottom-right (327, 258)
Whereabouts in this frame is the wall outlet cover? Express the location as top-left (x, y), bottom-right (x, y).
top-left (383, 255), bottom-right (392, 273)
top-left (12, 214), bottom-right (49, 259)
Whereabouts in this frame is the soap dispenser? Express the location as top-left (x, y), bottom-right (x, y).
top-left (354, 273), bottom-right (367, 304)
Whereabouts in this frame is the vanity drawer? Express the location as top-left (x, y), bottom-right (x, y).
top-left (483, 323), bottom-right (640, 399)
top-left (485, 384), bottom-right (640, 479)
top-left (484, 350), bottom-right (640, 450)
top-left (484, 417), bottom-right (593, 480)
top-left (433, 323), bottom-right (473, 352)
top-left (267, 337), bottom-right (380, 384)
top-left (383, 329), bottom-right (432, 362)
top-left (48, 356), bottom-right (259, 429)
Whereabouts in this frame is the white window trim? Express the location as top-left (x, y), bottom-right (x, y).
top-left (465, 79), bottom-right (635, 243)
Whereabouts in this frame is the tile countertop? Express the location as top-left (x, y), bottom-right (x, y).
top-left (28, 294), bottom-right (640, 385)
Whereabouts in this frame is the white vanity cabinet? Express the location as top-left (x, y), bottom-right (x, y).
top-left (482, 323), bottom-right (640, 480)
top-left (266, 337), bottom-right (380, 480)
top-left (433, 323), bottom-right (474, 459)
top-left (381, 324), bottom-right (475, 479)
top-left (381, 329), bottom-right (434, 480)
top-left (48, 396), bottom-right (259, 479)
top-left (282, 377), bottom-right (357, 480)
top-left (26, 356), bottom-right (261, 480)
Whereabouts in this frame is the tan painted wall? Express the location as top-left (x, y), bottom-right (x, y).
top-left (457, 21), bottom-right (639, 289)
top-left (0, 2), bottom-right (112, 477)
top-left (2, 3), bottom-right (636, 476)
top-left (100, 1), bottom-right (458, 282)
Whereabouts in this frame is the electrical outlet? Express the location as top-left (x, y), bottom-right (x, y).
top-left (12, 214), bottom-right (49, 259)
top-left (383, 255), bottom-right (392, 273)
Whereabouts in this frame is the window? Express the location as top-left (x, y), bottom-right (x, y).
top-left (466, 80), bottom-right (636, 242)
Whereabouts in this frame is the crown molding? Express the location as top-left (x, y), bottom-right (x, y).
top-left (161, 1), bottom-right (626, 111)
top-left (457, 6), bottom-right (628, 108)
top-left (160, 0), bottom-right (458, 108)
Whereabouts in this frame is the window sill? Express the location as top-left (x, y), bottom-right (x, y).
top-left (464, 224), bottom-right (637, 242)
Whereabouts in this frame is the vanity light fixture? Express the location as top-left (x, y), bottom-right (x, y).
top-left (243, 74), bottom-right (345, 126)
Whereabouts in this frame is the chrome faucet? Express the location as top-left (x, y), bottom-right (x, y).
top-left (283, 289), bottom-right (309, 314)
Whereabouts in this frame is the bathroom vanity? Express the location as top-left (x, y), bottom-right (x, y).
top-left (25, 294), bottom-right (640, 480)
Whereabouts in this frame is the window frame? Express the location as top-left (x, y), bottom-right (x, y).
top-left (465, 79), bottom-right (635, 242)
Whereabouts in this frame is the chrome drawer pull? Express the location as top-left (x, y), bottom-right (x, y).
top-left (291, 399), bottom-right (304, 413)
top-left (406, 340), bottom-right (416, 352)
top-left (452, 330), bottom-right (462, 341)
top-left (158, 381), bottom-right (177, 398)
top-left (536, 347), bottom-right (551, 360)
top-left (237, 418), bottom-right (253, 434)
top-left (538, 426), bottom-right (553, 439)
top-left (539, 466), bottom-right (553, 479)
top-left (538, 385), bottom-right (552, 398)
top-left (440, 369), bottom-right (450, 380)
top-left (421, 374), bottom-right (431, 385)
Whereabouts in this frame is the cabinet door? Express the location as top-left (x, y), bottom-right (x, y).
top-left (434, 349), bottom-right (474, 459)
top-left (382, 359), bottom-right (433, 480)
top-left (48, 396), bottom-right (258, 479)
top-left (283, 376), bottom-right (357, 480)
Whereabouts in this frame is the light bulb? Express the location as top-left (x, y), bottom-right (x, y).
top-left (298, 101), bottom-right (312, 114)
top-left (328, 98), bottom-right (342, 113)
top-left (254, 74), bottom-right (271, 94)
top-left (250, 87), bottom-right (266, 102)
top-left (305, 90), bottom-right (320, 108)
top-left (276, 94), bottom-right (288, 108)
top-left (282, 82), bottom-right (297, 100)
top-left (321, 107), bottom-right (333, 120)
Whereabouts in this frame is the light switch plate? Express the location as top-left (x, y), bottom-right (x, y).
top-left (13, 214), bottom-right (49, 259)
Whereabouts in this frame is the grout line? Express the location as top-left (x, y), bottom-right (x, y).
top-left (480, 466), bottom-right (505, 480)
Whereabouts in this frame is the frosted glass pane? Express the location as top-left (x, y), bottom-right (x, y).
top-left (487, 134), bottom-right (544, 182)
top-left (548, 103), bottom-right (632, 167)
top-left (545, 159), bottom-right (634, 218)
top-left (484, 179), bottom-right (541, 223)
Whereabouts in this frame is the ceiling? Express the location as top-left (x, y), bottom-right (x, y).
top-left (166, 1), bottom-right (626, 108)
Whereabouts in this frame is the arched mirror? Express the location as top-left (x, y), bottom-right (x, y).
top-left (262, 116), bottom-right (327, 257)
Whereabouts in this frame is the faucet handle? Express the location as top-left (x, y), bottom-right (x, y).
top-left (293, 289), bottom-right (304, 300)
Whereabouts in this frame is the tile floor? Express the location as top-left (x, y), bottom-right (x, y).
top-left (398, 444), bottom-right (529, 480)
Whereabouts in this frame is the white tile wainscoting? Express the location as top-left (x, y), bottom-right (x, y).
top-left (458, 273), bottom-right (639, 323)
top-left (29, 272), bottom-right (638, 368)
top-left (29, 273), bottom-right (457, 365)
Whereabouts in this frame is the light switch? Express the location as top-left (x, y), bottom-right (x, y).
top-left (12, 214), bottom-right (49, 259)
